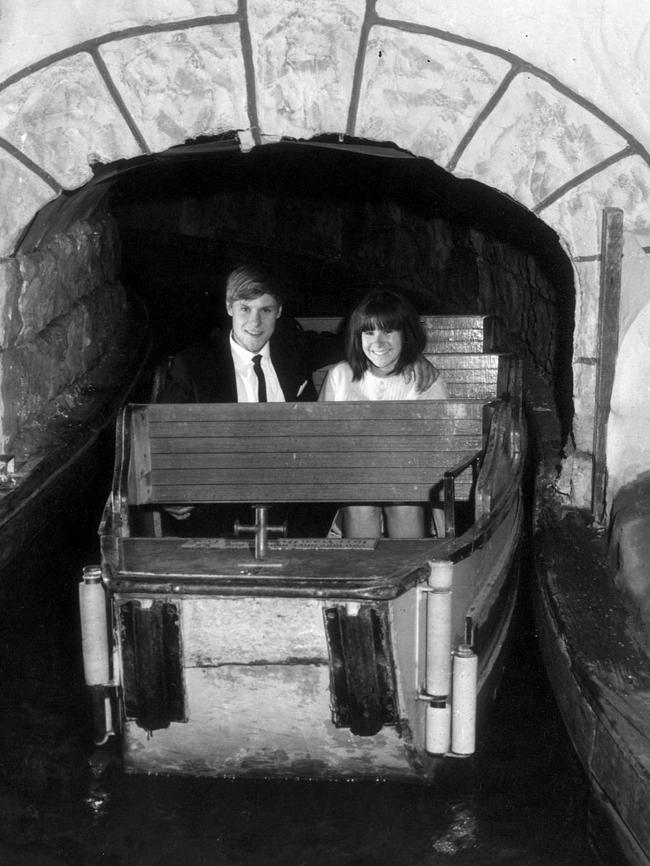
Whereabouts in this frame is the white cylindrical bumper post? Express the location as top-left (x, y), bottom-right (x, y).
top-left (423, 560), bottom-right (453, 754)
top-left (79, 565), bottom-right (114, 744)
top-left (425, 699), bottom-right (452, 755)
top-left (425, 560), bottom-right (453, 696)
top-left (451, 644), bottom-right (478, 756)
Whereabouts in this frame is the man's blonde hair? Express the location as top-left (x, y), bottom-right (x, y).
top-left (226, 265), bottom-right (283, 305)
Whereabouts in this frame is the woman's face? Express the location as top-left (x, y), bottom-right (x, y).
top-left (361, 327), bottom-right (403, 375)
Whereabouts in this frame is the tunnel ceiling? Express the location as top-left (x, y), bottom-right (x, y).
top-left (21, 137), bottom-right (571, 290)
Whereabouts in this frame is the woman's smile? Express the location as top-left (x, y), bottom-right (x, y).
top-left (361, 328), bottom-right (403, 375)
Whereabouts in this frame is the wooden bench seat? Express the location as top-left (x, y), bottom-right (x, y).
top-left (126, 400), bottom-right (490, 509)
top-left (105, 398), bottom-right (496, 556)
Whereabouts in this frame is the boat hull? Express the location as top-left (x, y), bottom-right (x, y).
top-left (112, 497), bottom-right (523, 781)
top-left (92, 358), bottom-right (527, 781)
top-left (532, 511), bottom-right (650, 866)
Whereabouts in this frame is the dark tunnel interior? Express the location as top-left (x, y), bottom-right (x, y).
top-left (105, 137), bottom-right (575, 438)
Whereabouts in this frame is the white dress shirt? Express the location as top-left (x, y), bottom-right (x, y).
top-left (230, 333), bottom-right (285, 402)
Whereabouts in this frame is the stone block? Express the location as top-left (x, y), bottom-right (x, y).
top-left (99, 24), bottom-right (249, 153)
top-left (0, 152), bottom-right (56, 258)
top-left (357, 27), bottom-right (510, 169)
top-left (0, 258), bottom-right (23, 348)
top-left (572, 370), bottom-right (596, 456)
top-left (455, 72), bottom-right (627, 209)
top-left (541, 156), bottom-right (650, 263)
top-left (571, 261), bottom-right (600, 360)
top-left (558, 447), bottom-right (593, 512)
top-left (250, 0), bottom-right (364, 139)
top-left (0, 54), bottom-right (142, 189)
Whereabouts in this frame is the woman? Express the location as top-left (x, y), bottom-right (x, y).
top-left (319, 289), bottom-right (448, 539)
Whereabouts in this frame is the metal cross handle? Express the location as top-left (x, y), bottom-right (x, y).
top-left (234, 505), bottom-right (288, 559)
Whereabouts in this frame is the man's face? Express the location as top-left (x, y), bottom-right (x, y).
top-left (227, 293), bottom-right (282, 353)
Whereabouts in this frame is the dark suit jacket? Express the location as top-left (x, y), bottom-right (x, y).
top-left (156, 320), bottom-right (342, 538)
top-left (159, 326), bottom-right (319, 403)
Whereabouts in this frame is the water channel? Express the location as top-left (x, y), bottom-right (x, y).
top-left (0, 480), bottom-right (597, 865)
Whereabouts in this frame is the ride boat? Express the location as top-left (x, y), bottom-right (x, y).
top-left (80, 315), bottom-right (527, 781)
top-left (533, 496), bottom-right (650, 866)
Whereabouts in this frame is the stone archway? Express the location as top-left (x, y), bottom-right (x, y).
top-left (1, 4), bottom-right (649, 513)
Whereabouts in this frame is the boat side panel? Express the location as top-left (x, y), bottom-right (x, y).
top-left (590, 698), bottom-right (650, 861)
top-left (535, 575), bottom-right (650, 864)
top-left (464, 501), bottom-right (523, 667)
top-left (389, 584), bottom-right (427, 752)
top-left (387, 504), bottom-right (523, 757)
top-left (448, 505), bottom-right (521, 649)
top-left (589, 777), bottom-right (650, 866)
top-left (532, 577), bottom-right (598, 764)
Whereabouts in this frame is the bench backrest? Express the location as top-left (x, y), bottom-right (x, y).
top-left (149, 316), bottom-right (512, 402)
top-left (311, 351), bottom-right (513, 397)
top-left (297, 314), bottom-right (508, 353)
top-left (298, 314), bottom-right (512, 397)
top-left (124, 399), bottom-right (491, 509)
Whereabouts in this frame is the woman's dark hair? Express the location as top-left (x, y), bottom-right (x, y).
top-left (346, 290), bottom-right (426, 380)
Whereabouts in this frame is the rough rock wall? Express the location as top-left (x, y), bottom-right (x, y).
top-left (0, 216), bottom-right (127, 458)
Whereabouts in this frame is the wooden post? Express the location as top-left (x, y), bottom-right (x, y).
top-left (592, 207), bottom-right (624, 522)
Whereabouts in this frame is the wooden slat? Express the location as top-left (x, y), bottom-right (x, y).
top-left (150, 433), bottom-right (483, 454)
top-left (146, 399), bottom-right (485, 423)
top-left (428, 352), bottom-right (501, 398)
top-left (429, 353), bottom-right (499, 370)
top-left (152, 466), bottom-right (452, 486)
top-left (128, 406), bottom-right (153, 506)
top-left (421, 322), bottom-right (488, 352)
top-left (296, 316), bottom-right (345, 333)
top-left (150, 449), bottom-right (480, 469)
top-left (445, 383), bottom-right (497, 399)
top-left (152, 482), bottom-right (448, 504)
top-left (148, 419), bottom-right (483, 444)
top-left (592, 207), bottom-right (623, 521)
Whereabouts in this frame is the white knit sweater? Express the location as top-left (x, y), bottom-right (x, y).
top-left (318, 361), bottom-right (449, 401)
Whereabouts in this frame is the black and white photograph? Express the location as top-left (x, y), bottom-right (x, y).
top-left (0, 2), bottom-right (648, 863)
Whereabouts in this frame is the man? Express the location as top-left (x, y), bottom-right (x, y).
top-left (159, 263), bottom-right (437, 533)
top-left (160, 264), bottom-right (319, 404)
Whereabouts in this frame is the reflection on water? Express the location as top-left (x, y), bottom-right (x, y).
top-left (0, 524), bottom-right (593, 865)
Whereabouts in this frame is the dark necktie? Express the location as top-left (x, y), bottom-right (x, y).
top-left (252, 354), bottom-right (267, 402)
